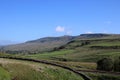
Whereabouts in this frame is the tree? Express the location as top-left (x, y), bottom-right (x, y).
top-left (97, 58), bottom-right (114, 71)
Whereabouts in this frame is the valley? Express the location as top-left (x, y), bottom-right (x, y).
top-left (0, 34), bottom-right (120, 80)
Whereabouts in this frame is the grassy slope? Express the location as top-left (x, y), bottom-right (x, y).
top-left (0, 58), bottom-right (84, 80)
top-left (0, 66), bottom-right (11, 80)
top-left (25, 50), bottom-right (74, 60)
top-left (53, 39), bottom-right (120, 62)
top-left (22, 38), bottom-right (120, 73)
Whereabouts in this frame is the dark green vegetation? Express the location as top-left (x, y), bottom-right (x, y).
top-left (97, 58), bottom-right (114, 71)
top-left (0, 33), bottom-right (120, 80)
top-left (97, 57), bottom-right (120, 72)
top-left (87, 73), bottom-right (120, 80)
top-left (114, 57), bottom-right (120, 72)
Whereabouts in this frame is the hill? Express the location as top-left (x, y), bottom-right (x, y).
top-left (0, 33), bottom-right (119, 54)
top-left (0, 36), bottom-right (75, 54)
top-left (17, 33), bottom-right (120, 62)
top-left (0, 33), bottom-right (120, 80)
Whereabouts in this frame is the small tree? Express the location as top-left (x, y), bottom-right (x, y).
top-left (114, 57), bottom-right (120, 72)
top-left (97, 58), bottom-right (114, 71)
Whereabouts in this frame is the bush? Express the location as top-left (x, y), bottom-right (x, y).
top-left (81, 41), bottom-right (90, 46)
top-left (114, 57), bottom-right (120, 72)
top-left (97, 58), bottom-right (114, 71)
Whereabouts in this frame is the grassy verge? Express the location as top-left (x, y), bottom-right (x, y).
top-left (44, 67), bottom-right (84, 80)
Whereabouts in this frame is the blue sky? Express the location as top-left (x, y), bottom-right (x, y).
top-left (0, 0), bottom-right (120, 43)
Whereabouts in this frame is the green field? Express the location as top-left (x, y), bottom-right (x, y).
top-left (25, 50), bottom-right (74, 59)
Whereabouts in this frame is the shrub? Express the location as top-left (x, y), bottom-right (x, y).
top-left (114, 57), bottom-right (120, 72)
top-left (97, 58), bottom-right (114, 71)
top-left (81, 41), bottom-right (90, 46)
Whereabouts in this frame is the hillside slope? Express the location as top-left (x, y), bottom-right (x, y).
top-left (0, 58), bottom-right (84, 80)
top-left (0, 33), bottom-right (119, 54)
top-left (21, 33), bottom-right (120, 62)
top-left (0, 36), bottom-right (75, 53)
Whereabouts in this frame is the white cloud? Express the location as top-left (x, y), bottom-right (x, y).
top-left (55, 26), bottom-right (73, 35)
top-left (56, 26), bottom-right (65, 32)
top-left (85, 31), bottom-right (93, 34)
top-left (66, 31), bottom-right (72, 35)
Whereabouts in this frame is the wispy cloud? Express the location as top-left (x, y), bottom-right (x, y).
top-left (85, 31), bottom-right (93, 34)
top-left (0, 40), bottom-right (19, 45)
top-left (104, 21), bottom-right (112, 25)
top-left (66, 31), bottom-right (72, 35)
top-left (55, 26), bottom-right (65, 32)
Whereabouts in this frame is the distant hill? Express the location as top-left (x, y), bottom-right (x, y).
top-left (26, 36), bottom-right (75, 43)
top-left (0, 33), bottom-right (120, 54)
top-left (0, 36), bottom-right (75, 54)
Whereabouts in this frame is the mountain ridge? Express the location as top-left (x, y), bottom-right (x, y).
top-left (26, 35), bottom-right (75, 43)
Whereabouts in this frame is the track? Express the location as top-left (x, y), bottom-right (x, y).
top-left (0, 56), bottom-right (92, 80)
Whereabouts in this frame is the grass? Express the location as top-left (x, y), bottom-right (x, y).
top-left (31, 48), bottom-right (120, 62)
top-left (4, 63), bottom-right (46, 80)
top-left (52, 60), bottom-right (97, 69)
top-left (86, 73), bottom-right (120, 80)
top-left (64, 62), bottom-right (97, 70)
top-left (0, 66), bottom-right (11, 80)
top-left (89, 41), bottom-right (120, 46)
top-left (0, 58), bottom-right (84, 80)
top-left (45, 67), bottom-right (84, 80)
top-left (24, 50), bottom-right (74, 60)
